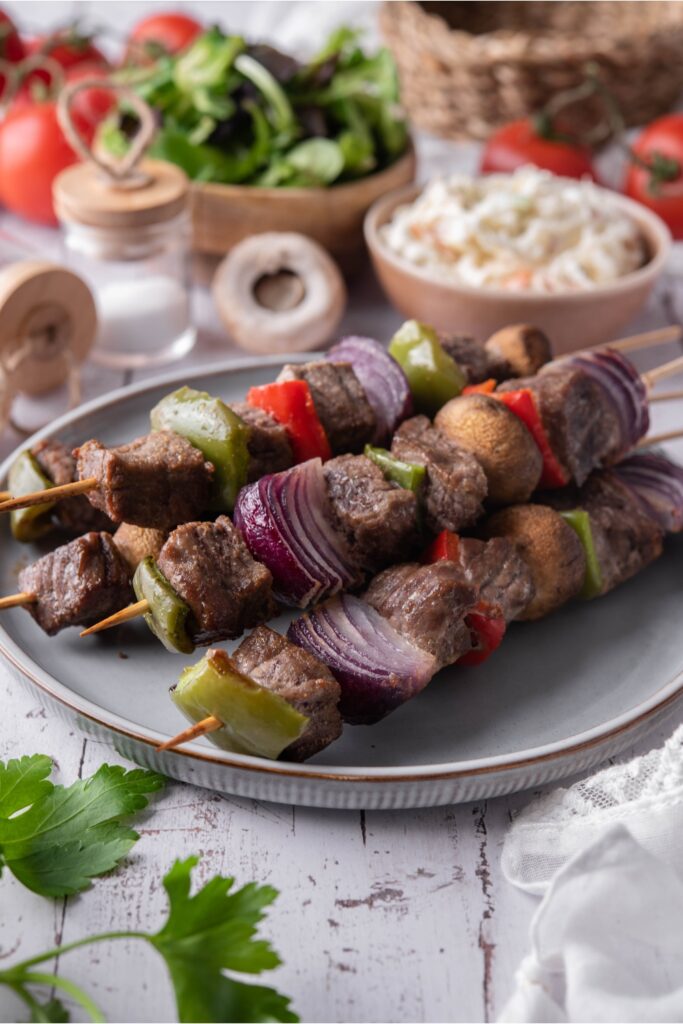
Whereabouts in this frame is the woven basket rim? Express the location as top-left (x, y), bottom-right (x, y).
top-left (385, 1), bottom-right (683, 66)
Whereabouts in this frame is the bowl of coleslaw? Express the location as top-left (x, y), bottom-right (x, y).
top-left (365, 168), bottom-right (671, 353)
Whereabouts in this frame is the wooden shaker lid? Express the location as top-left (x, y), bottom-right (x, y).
top-left (0, 261), bottom-right (96, 395)
top-left (54, 158), bottom-right (189, 229)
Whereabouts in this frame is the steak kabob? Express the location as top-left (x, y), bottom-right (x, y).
top-left (4, 322), bottom-right (681, 647)
top-left (1, 320), bottom-right (677, 543)
top-left (0, 323), bottom-right (557, 543)
top-left (156, 450), bottom-right (683, 761)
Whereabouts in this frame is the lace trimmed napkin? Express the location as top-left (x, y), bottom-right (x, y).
top-left (499, 725), bottom-right (683, 1022)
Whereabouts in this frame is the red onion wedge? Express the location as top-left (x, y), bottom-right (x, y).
top-left (327, 336), bottom-right (413, 444)
top-left (614, 452), bottom-right (683, 533)
top-left (562, 348), bottom-right (649, 454)
top-left (234, 459), bottom-right (361, 607)
top-left (288, 593), bottom-right (436, 724)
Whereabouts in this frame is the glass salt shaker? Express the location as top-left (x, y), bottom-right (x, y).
top-left (53, 83), bottom-right (196, 370)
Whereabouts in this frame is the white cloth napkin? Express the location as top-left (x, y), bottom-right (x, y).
top-left (499, 725), bottom-right (683, 1022)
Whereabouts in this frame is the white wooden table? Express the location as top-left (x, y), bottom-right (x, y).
top-left (1, 15), bottom-right (683, 1014)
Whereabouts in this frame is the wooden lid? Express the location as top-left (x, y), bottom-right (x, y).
top-left (53, 158), bottom-right (189, 229)
top-left (0, 261), bottom-right (96, 395)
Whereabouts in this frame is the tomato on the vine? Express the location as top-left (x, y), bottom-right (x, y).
top-left (481, 118), bottom-right (598, 180)
top-left (127, 12), bottom-right (202, 59)
top-left (624, 115), bottom-right (683, 239)
top-left (24, 31), bottom-right (108, 72)
top-left (0, 102), bottom-right (80, 224)
top-left (0, 9), bottom-right (25, 101)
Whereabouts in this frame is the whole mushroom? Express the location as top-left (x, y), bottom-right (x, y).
top-left (212, 232), bottom-right (346, 355)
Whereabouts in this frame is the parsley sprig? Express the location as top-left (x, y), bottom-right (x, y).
top-left (0, 756), bottom-right (297, 1022)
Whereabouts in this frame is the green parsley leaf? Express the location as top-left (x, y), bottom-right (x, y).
top-left (30, 995), bottom-right (70, 1022)
top-left (151, 857), bottom-right (298, 1023)
top-left (0, 755), bottom-right (54, 817)
top-left (0, 763), bottom-right (164, 897)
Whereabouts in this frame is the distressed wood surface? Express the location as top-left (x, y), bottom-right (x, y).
top-left (1, 126), bottom-right (683, 1022)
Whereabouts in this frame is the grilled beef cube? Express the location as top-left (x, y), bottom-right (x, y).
top-left (18, 532), bottom-right (131, 636)
top-left (391, 416), bottom-right (487, 534)
top-left (323, 454), bottom-right (419, 573)
top-left (157, 516), bottom-right (276, 645)
top-left (365, 562), bottom-right (477, 670)
top-left (440, 335), bottom-right (490, 384)
top-left (456, 537), bottom-right (535, 622)
top-left (32, 439), bottom-right (114, 535)
top-left (277, 361), bottom-right (376, 454)
top-left (233, 625), bottom-right (342, 761)
top-left (75, 431), bottom-right (213, 530)
top-left (499, 365), bottom-right (622, 486)
top-left (113, 523), bottom-right (167, 573)
top-left (229, 401), bottom-right (293, 481)
top-left (573, 473), bottom-right (663, 595)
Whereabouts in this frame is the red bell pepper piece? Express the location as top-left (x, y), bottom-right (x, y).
top-left (496, 388), bottom-right (568, 489)
top-left (247, 380), bottom-right (332, 463)
top-left (462, 378), bottom-right (497, 396)
top-left (422, 529), bottom-right (460, 563)
top-left (460, 602), bottom-right (507, 666)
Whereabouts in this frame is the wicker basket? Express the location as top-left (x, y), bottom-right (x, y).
top-left (381, 1), bottom-right (683, 140)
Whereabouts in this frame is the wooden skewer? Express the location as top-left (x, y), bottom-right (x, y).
top-left (80, 598), bottom-right (150, 637)
top-left (0, 592), bottom-right (36, 610)
top-left (0, 492), bottom-right (9, 502)
top-left (156, 715), bottom-right (223, 752)
top-left (0, 477), bottom-right (98, 513)
top-left (603, 324), bottom-right (683, 354)
top-left (649, 388), bottom-right (683, 403)
top-left (637, 427), bottom-right (683, 448)
top-left (642, 354), bottom-right (683, 390)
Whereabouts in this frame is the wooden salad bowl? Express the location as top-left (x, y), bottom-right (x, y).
top-left (190, 141), bottom-right (416, 270)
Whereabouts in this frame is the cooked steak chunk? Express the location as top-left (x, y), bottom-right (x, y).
top-left (391, 416), bottom-right (487, 533)
top-left (439, 335), bottom-right (490, 384)
top-left (277, 361), bottom-right (376, 454)
top-left (499, 365), bottom-right (621, 485)
top-left (18, 532), bottom-right (131, 636)
top-left (32, 439), bottom-right (113, 534)
top-left (577, 473), bottom-right (663, 595)
top-left (229, 401), bottom-right (293, 481)
top-left (75, 432), bottom-right (213, 530)
top-left (456, 537), bottom-right (535, 622)
top-left (113, 523), bottom-right (167, 573)
top-left (157, 515), bottom-right (276, 644)
top-left (233, 625), bottom-right (342, 761)
top-left (323, 454), bottom-right (419, 572)
top-left (365, 562), bottom-right (477, 670)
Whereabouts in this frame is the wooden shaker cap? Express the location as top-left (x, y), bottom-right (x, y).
top-left (53, 158), bottom-right (189, 229)
top-left (0, 261), bottom-right (96, 395)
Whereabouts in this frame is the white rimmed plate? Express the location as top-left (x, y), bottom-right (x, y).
top-left (1, 358), bottom-right (681, 809)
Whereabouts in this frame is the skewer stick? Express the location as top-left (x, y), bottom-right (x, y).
top-left (642, 354), bottom-right (683, 390)
top-left (649, 388), bottom-right (683, 403)
top-left (603, 324), bottom-right (683, 354)
top-left (156, 715), bottom-right (223, 752)
top-left (0, 592), bottom-right (35, 609)
top-left (80, 598), bottom-right (150, 637)
top-left (0, 477), bottom-right (98, 513)
top-left (0, 492), bottom-right (9, 502)
top-left (637, 428), bottom-right (683, 448)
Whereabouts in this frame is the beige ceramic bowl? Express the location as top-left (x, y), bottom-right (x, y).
top-left (365, 182), bottom-right (672, 354)
top-left (191, 143), bottom-right (416, 272)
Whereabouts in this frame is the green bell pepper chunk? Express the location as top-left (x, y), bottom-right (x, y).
top-left (364, 444), bottom-right (426, 496)
top-left (560, 509), bottom-right (603, 600)
top-left (172, 648), bottom-right (308, 759)
top-left (8, 451), bottom-right (56, 542)
top-left (388, 320), bottom-right (466, 415)
top-left (150, 386), bottom-right (249, 511)
top-left (133, 557), bottom-right (194, 654)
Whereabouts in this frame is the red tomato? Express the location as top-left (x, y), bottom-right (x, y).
top-left (0, 103), bottom-right (79, 224)
top-left (481, 119), bottom-right (597, 180)
top-left (0, 9), bottom-right (25, 62)
top-left (624, 115), bottom-right (683, 239)
top-left (127, 12), bottom-right (203, 58)
top-left (24, 31), bottom-right (108, 72)
top-left (63, 65), bottom-right (115, 142)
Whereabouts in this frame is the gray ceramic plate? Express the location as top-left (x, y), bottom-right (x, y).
top-left (1, 357), bottom-right (682, 809)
